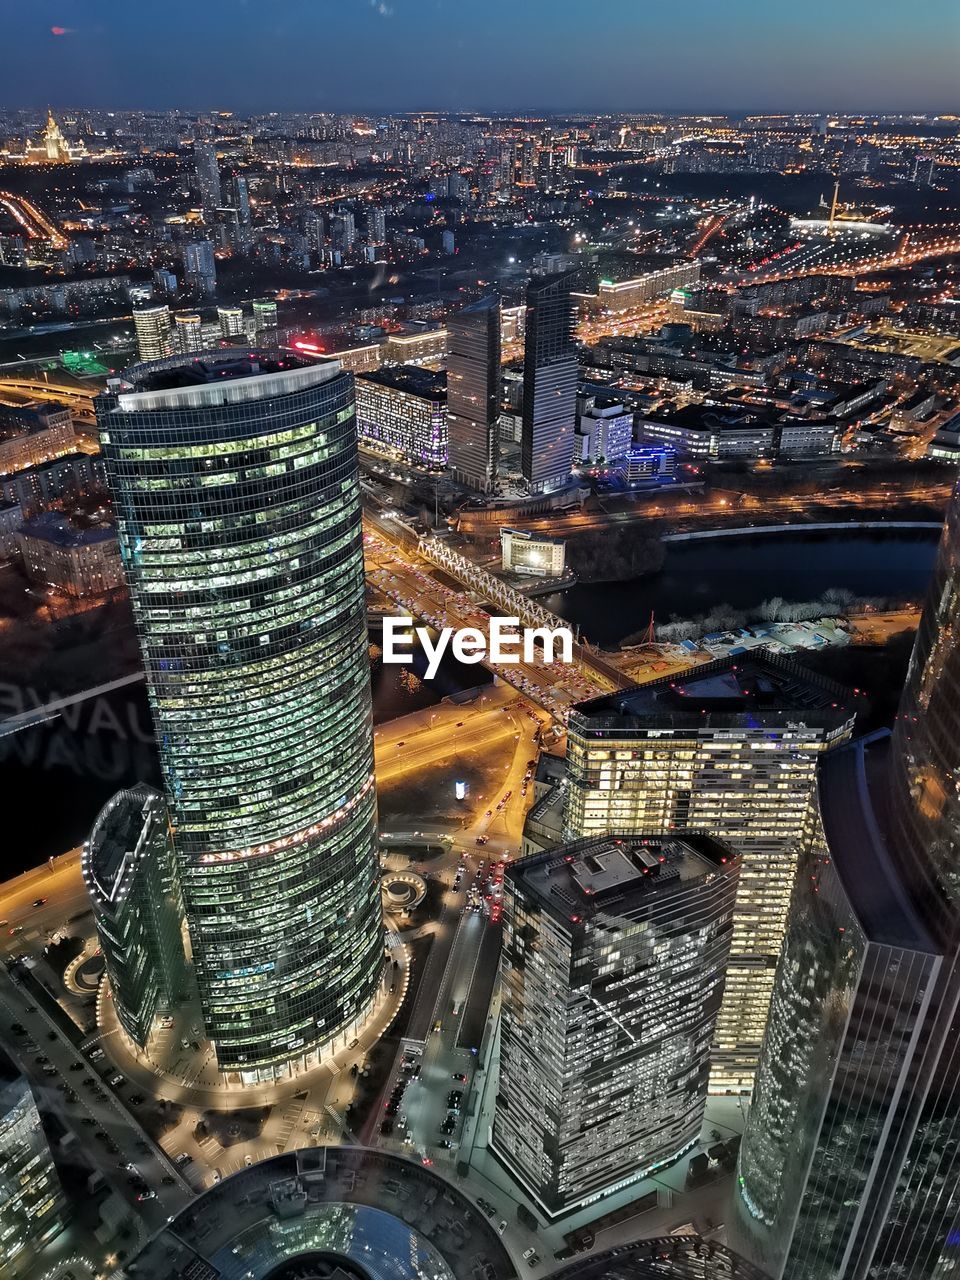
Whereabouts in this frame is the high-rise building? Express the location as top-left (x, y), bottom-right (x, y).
top-left (217, 305), bottom-right (244, 338)
top-left (183, 240), bottom-right (217, 297)
top-left (492, 833), bottom-right (740, 1216)
top-left (95, 351), bottom-right (384, 1080)
top-left (194, 138), bottom-right (222, 211)
top-left (133, 304), bottom-right (173, 363)
top-left (551, 1238), bottom-right (771, 1280)
top-left (521, 272), bottom-right (578, 493)
top-left (733, 480), bottom-right (960, 1279)
top-left (355, 365), bottom-right (447, 470)
top-left (84, 785), bottom-right (187, 1047)
top-left (330, 210), bottom-right (356, 255)
top-left (252, 297), bottom-right (278, 335)
top-left (0, 1049), bottom-right (68, 1277)
top-left (231, 172), bottom-right (251, 224)
top-left (446, 295), bottom-right (501, 492)
top-left (174, 311), bottom-right (203, 353)
top-left (366, 205), bottom-right (386, 246)
top-left (565, 654), bottom-right (855, 1093)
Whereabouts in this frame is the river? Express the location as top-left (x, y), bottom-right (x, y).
top-left (547, 527), bottom-right (941, 647)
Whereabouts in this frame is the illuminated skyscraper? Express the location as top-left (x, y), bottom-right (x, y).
top-left (183, 239), bottom-right (217, 297)
top-left (96, 351), bottom-right (384, 1079)
top-left (133, 304), bottom-right (173, 363)
top-left (565, 654), bottom-right (855, 1093)
top-left (446, 295), bottom-right (501, 491)
top-left (734, 480), bottom-right (960, 1279)
top-left (194, 138), bottom-right (222, 211)
top-left (492, 833), bottom-right (739, 1215)
top-left (0, 1050), bottom-right (68, 1277)
top-left (174, 311), bottom-right (203, 353)
top-left (217, 305), bottom-right (244, 338)
top-left (521, 272), bottom-right (578, 493)
top-left (84, 784), bottom-right (187, 1048)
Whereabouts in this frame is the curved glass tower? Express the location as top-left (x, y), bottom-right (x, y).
top-left (733, 477), bottom-right (960, 1279)
top-left (96, 351), bottom-right (384, 1079)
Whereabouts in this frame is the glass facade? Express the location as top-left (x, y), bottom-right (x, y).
top-left (521, 273), bottom-right (578, 494)
top-left (96, 351), bottom-right (384, 1076)
top-left (734, 479), bottom-right (960, 1279)
top-left (447, 295), bottom-right (501, 492)
top-left (83, 784), bottom-right (188, 1048)
top-left (492, 833), bottom-right (739, 1215)
top-left (0, 1051), bottom-right (68, 1277)
top-left (565, 655), bottom-right (855, 1093)
top-left (354, 364), bottom-right (447, 469)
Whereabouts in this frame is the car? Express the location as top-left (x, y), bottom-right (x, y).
top-left (211, 1169), bottom-right (222, 1185)
top-left (69, 1062), bottom-right (83, 1072)
top-left (438, 1139), bottom-right (454, 1149)
top-left (452, 1073), bottom-right (466, 1082)
top-left (244, 1153), bottom-right (253, 1166)
top-left (34, 1055), bottom-right (49, 1065)
top-left (523, 1249), bottom-right (537, 1261)
top-left (159, 1016), bottom-right (174, 1028)
top-left (455, 721), bottom-right (463, 727)
top-left (109, 1073), bottom-right (125, 1087)
top-left (174, 1153), bottom-right (191, 1167)
top-left (42, 1066), bottom-right (57, 1076)
top-left (32, 898), bottom-right (47, 907)
top-left (380, 1120), bottom-right (394, 1135)
top-left (47, 1032), bottom-right (57, 1041)
top-left (8, 926), bottom-right (23, 935)
top-left (81, 1117), bottom-right (97, 1127)
top-left (120, 1161), bottom-right (137, 1172)
top-left (475, 836), bottom-right (488, 846)
top-left (526, 1255), bottom-right (541, 1268)
top-left (137, 1189), bottom-right (156, 1201)
top-left (129, 1094), bottom-right (144, 1106)
top-left (161, 1175), bottom-right (175, 1185)
top-left (498, 1220), bottom-right (508, 1235)
top-left (484, 809), bottom-right (492, 817)
top-left (10, 1023), bottom-right (25, 1035)
top-left (396, 741), bottom-right (405, 748)
top-left (0, 919), bottom-right (6, 926)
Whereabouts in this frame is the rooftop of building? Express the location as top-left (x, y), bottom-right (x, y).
top-left (85, 784), bottom-right (163, 901)
top-left (570, 651), bottom-right (855, 732)
top-left (125, 1146), bottom-right (514, 1280)
top-left (551, 1237), bottom-right (771, 1280)
top-left (509, 832), bottom-right (737, 927)
top-left (104, 349), bottom-right (344, 413)
top-left (818, 732), bottom-right (939, 952)
top-left (0, 398), bottom-right (72, 439)
top-left (19, 510), bottom-right (115, 548)
top-left (356, 363), bottom-right (447, 398)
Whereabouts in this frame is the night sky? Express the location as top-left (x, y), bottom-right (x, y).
top-left (0, 0), bottom-right (956, 115)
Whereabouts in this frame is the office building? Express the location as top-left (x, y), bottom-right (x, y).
top-left (565, 655), bottom-right (855, 1093)
top-left (734, 479), bottom-right (960, 1279)
top-left (354, 365), bottom-right (447, 470)
top-left (576, 396), bottom-right (634, 464)
top-left (83, 785), bottom-right (188, 1048)
top-left (382, 326), bottom-right (447, 365)
top-left (0, 401), bottom-right (74, 475)
top-left (521, 272), bottom-right (578, 493)
top-left (0, 1049), bottom-right (68, 1277)
top-left (447, 296), bottom-right (501, 491)
top-left (96, 351), bottom-right (384, 1079)
top-left (183, 239), bottom-right (217, 296)
top-left (218, 305), bottom-right (244, 338)
top-left (552, 1239), bottom-right (771, 1280)
top-left (492, 833), bottom-right (740, 1215)
top-left (133, 304), bottom-right (173, 363)
top-left (231, 172), bottom-right (251, 224)
top-left (618, 444), bottom-right (677, 485)
top-left (174, 311), bottom-right (203, 353)
top-left (194, 138), bottom-right (222, 210)
top-left (500, 527), bottom-right (566, 577)
top-left (18, 511), bottom-right (123, 597)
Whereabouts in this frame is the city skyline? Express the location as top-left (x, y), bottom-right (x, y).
top-left (0, 1), bottom-right (956, 115)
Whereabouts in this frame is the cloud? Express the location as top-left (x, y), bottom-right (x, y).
top-left (370, 0), bottom-right (394, 15)
top-left (51, 26), bottom-right (74, 36)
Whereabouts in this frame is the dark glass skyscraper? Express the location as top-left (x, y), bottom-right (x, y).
top-left (521, 272), bottom-right (578, 494)
top-left (733, 478), bottom-right (960, 1278)
top-left (96, 351), bottom-right (384, 1080)
top-left (446, 295), bottom-right (501, 492)
top-left (492, 833), bottom-right (739, 1215)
